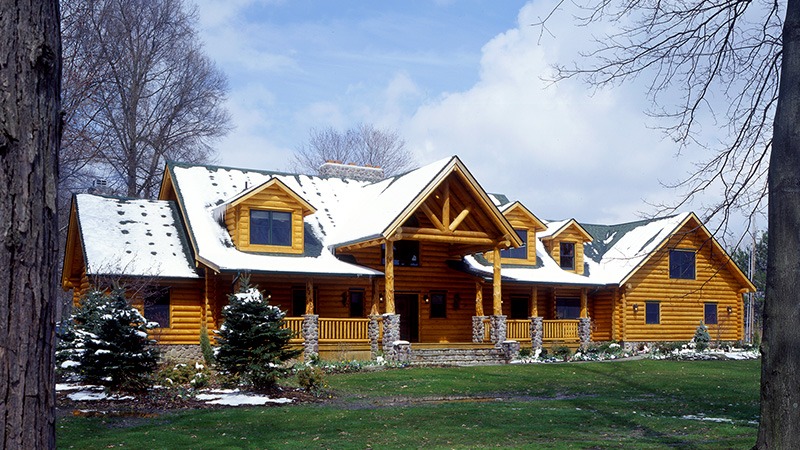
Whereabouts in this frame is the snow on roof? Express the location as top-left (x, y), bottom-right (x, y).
top-left (463, 240), bottom-right (600, 286)
top-left (75, 194), bottom-right (199, 279)
top-left (538, 219), bottom-right (571, 239)
top-left (169, 163), bottom-right (384, 276)
top-left (583, 213), bottom-right (691, 284)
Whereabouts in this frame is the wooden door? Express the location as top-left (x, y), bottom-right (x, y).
top-left (395, 293), bottom-right (419, 342)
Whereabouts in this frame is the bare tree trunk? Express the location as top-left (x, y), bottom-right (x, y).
top-left (0, 0), bottom-right (61, 448)
top-left (758, 0), bottom-right (800, 446)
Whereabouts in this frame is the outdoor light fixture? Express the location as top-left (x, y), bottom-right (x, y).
top-left (633, 303), bottom-right (639, 313)
top-left (341, 292), bottom-right (348, 306)
top-left (379, 293), bottom-right (384, 303)
top-left (424, 294), bottom-right (430, 304)
top-left (727, 306), bottom-right (733, 314)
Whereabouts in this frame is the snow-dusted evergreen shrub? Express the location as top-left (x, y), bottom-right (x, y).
top-left (199, 323), bottom-right (215, 366)
top-left (694, 322), bottom-right (711, 352)
top-left (61, 288), bottom-right (160, 392)
top-left (214, 280), bottom-right (300, 391)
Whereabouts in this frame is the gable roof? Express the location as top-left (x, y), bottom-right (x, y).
top-left (499, 201), bottom-right (547, 232)
top-left (540, 218), bottom-right (594, 242)
top-left (66, 194), bottom-right (200, 279)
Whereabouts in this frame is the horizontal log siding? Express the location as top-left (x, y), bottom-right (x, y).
top-left (589, 289), bottom-right (615, 341)
top-left (622, 222), bottom-right (744, 342)
top-left (225, 184), bottom-right (305, 254)
top-left (129, 280), bottom-right (205, 345)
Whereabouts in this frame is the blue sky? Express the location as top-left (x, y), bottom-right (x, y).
top-left (192, 0), bottom-right (757, 241)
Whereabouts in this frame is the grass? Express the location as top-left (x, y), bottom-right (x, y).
top-left (57, 359), bottom-right (760, 449)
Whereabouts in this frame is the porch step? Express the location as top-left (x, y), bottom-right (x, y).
top-left (408, 347), bottom-right (509, 366)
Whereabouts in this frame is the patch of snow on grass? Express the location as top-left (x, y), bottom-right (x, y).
top-left (67, 388), bottom-right (134, 402)
top-left (681, 414), bottom-right (735, 424)
top-left (195, 389), bottom-right (292, 406)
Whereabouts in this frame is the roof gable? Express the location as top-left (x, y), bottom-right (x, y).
top-left (501, 201), bottom-right (547, 232)
top-left (540, 219), bottom-right (593, 242)
top-left (223, 177), bottom-right (316, 216)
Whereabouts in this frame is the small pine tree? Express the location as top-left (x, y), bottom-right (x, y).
top-left (66, 288), bottom-right (160, 392)
top-left (215, 279), bottom-right (300, 391)
top-left (694, 322), bottom-right (711, 352)
top-left (199, 323), bottom-right (215, 366)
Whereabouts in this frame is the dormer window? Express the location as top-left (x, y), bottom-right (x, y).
top-left (250, 210), bottom-right (291, 246)
top-left (560, 242), bottom-right (575, 270)
top-left (500, 229), bottom-right (528, 259)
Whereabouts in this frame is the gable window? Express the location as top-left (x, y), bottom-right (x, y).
top-left (144, 288), bottom-right (170, 328)
top-left (669, 249), bottom-right (696, 279)
top-left (500, 230), bottom-right (528, 259)
top-left (381, 241), bottom-right (420, 267)
top-left (560, 242), bottom-right (575, 270)
top-left (510, 295), bottom-right (529, 319)
top-left (555, 297), bottom-right (580, 319)
top-left (430, 291), bottom-right (447, 318)
top-left (349, 289), bottom-right (365, 317)
top-left (704, 303), bottom-right (718, 325)
top-left (250, 210), bottom-right (291, 246)
top-left (645, 301), bottom-right (660, 324)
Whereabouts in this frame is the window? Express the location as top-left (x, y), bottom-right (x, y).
top-left (381, 241), bottom-right (420, 267)
top-left (560, 242), bottom-right (575, 270)
top-left (430, 291), bottom-right (447, 318)
top-left (704, 303), bottom-right (718, 325)
top-left (144, 288), bottom-right (170, 328)
top-left (669, 249), bottom-right (696, 279)
top-left (250, 210), bottom-right (291, 246)
top-left (555, 297), bottom-right (580, 319)
top-left (510, 295), bottom-right (529, 319)
top-left (349, 289), bottom-right (365, 317)
top-left (645, 301), bottom-right (660, 324)
top-left (500, 230), bottom-right (528, 259)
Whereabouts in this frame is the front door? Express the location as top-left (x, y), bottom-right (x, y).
top-left (395, 293), bottom-right (419, 342)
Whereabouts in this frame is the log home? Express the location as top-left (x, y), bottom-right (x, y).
top-left (62, 156), bottom-right (754, 361)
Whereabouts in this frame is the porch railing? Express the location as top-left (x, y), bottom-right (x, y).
top-left (507, 319), bottom-right (530, 340)
top-left (542, 319), bottom-right (580, 342)
top-left (319, 318), bottom-right (370, 342)
top-left (282, 317), bottom-right (304, 343)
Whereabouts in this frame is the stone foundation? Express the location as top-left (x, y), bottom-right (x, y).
top-left (490, 315), bottom-right (507, 346)
top-left (500, 340), bottom-right (521, 362)
top-left (472, 316), bottom-right (487, 343)
top-left (530, 316), bottom-right (543, 350)
top-left (578, 317), bottom-right (592, 348)
top-left (302, 314), bottom-right (319, 359)
top-left (160, 345), bottom-right (203, 363)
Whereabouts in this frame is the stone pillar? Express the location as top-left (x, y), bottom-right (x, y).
top-left (368, 315), bottom-right (381, 357)
top-left (579, 317), bottom-right (592, 348)
top-left (472, 316), bottom-right (487, 343)
top-left (302, 314), bottom-right (319, 359)
top-left (530, 316), bottom-right (543, 351)
top-left (490, 314), bottom-right (507, 346)
top-left (500, 340), bottom-right (521, 362)
top-left (382, 313), bottom-right (400, 357)
top-left (392, 341), bottom-right (412, 362)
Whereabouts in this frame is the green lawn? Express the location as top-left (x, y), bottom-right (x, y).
top-left (57, 359), bottom-right (760, 449)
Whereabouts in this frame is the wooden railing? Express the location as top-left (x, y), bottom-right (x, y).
top-left (507, 319), bottom-right (531, 340)
top-left (282, 317), bottom-right (304, 343)
top-left (319, 318), bottom-right (370, 342)
top-left (542, 319), bottom-right (580, 342)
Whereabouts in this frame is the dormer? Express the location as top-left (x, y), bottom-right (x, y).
top-left (485, 201), bottom-right (547, 266)
top-left (217, 178), bottom-right (316, 254)
top-left (540, 219), bottom-right (593, 275)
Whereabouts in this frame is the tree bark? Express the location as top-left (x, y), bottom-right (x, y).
top-left (0, 0), bottom-right (61, 448)
top-left (758, 0), bottom-right (800, 446)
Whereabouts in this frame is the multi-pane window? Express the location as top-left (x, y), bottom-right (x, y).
top-left (704, 303), bottom-right (718, 325)
top-left (669, 249), bottom-right (696, 279)
top-left (645, 301), bottom-right (660, 324)
top-left (144, 288), bottom-right (170, 328)
top-left (555, 297), bottom-right (580, 319)
top-left (381, 241), bottom-right (420, 267)
top-left (500, 230), bottom-right (528, 259)
top-left (430, 291), bottom-right (447, 318)
top-left (250, 210), bottom-right (292, 246)
top-left (560, 242), bottom-right (575, 270)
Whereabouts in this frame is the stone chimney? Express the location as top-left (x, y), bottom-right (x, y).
top-left (87, 178), bottom-right (111, 195)
top-left (318, 161), bottom-right (385, 182)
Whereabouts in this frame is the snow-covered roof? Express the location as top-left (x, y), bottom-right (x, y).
top-left (74, 194), bottom-right (199, 279)
top-left (582, 213), bottom-right (692, 284)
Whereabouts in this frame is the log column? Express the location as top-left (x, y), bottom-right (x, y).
top-left (305, 279), bottom-right (314, 315)
top-left (580, 288), bottom-right (588, 318)
top-left (490, 246), bottom-right (507, 345)
top-left (472, 281), bottom-right (487, 343)
top-left (302, 278), bottom-right (318, 359)
top-left (382, 240), bottom-right (401, 356)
